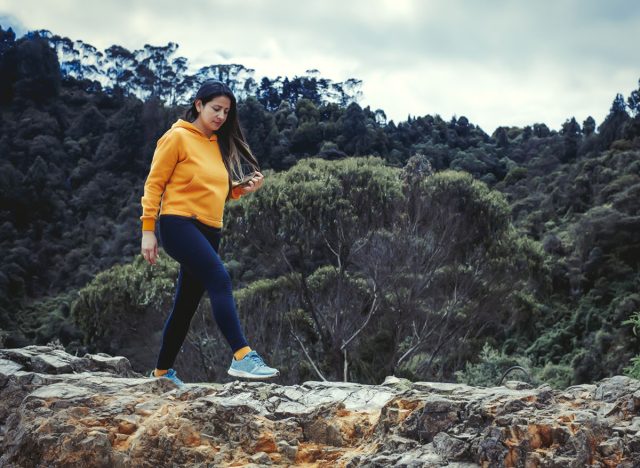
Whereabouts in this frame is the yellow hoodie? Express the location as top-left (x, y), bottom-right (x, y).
top-left (140, 119), bottom-right (243, 231)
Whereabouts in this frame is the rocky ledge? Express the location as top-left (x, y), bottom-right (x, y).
top-left (1, 346), bottom-right (639, 467)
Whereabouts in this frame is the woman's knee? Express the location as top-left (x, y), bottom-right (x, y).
top-left (206, 263), bottom-right (233, 291)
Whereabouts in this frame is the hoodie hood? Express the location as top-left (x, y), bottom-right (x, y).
top-left (172, 119), bottom-right (218, 141)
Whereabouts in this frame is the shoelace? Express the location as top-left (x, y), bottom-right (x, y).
top-left (247, 352), bottom-right (266, 366)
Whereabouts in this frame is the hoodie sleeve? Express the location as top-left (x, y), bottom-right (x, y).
top-left (140, 131), bottom-right (181, 231)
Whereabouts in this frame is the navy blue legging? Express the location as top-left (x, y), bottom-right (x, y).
top-left (155, 214), bottom-right (249, 370)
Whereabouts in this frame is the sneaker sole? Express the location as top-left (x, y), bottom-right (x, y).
top-left (227, 368), bottom-right (280, 379)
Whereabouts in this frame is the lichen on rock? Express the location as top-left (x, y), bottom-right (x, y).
top-left (1, 345), bottom-right (639, 467)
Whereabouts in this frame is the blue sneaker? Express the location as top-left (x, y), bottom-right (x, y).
top-left (150, 368), bottom-right (185, 387)
top-left (228, 350), bottom-right (279, 379)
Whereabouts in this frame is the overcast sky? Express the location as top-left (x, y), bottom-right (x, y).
top-left (1, 0), bottom-right (639, 133)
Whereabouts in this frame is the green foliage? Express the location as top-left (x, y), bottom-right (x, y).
top-left (225, 156), bottom-right (404, 280)
top-left (12, 291), bottom-right (81, 348)
top-left (623, 310), bottom-right (640, 336)
top-left (228, 159), bottom-right (537, 382)
top-left (71, 253), bottom-right (177, 345)
top-left (533, 363), bottom-right (573, 389)
top-left (455, 343), bottom-right (533, 387)
top-left (525, 320), bottom-right (575, 365)
top-left (410, 169), bottom-right (512, 262)
top-left (623, 309), bottom-right (640, 379)
top-left (623, 357), bottom-right (640, 379)
top-left (456, 344), bottom-right (571, 389)
top-left (3, 33), bottom-right (640, 386)
top-left (0, 33), bottom-right (61, 104)
top-left (504, 167), bottom-right (528, 185)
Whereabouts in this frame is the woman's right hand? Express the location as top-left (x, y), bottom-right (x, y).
top-left (141, 231), bottom-right (159, 265)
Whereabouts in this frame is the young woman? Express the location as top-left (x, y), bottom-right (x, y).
top-left (140, 79), bottom-right (278, 386)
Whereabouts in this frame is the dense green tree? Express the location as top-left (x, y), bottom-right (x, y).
top-left (597, 93), bottom-right (630, 150)
top-left (582, 116), bottom-right (596, 136)
top-left (0, 32), bottom-right (60, 104)
top-left (560, 117), bottom-right (581, 162)
top-left (237, 96), bottom-right (278, 166)
top-left (626, 79), bottom-right (640, 117)
top-left (0, 26), bottom-right (17, 103)
top-left (337, 103), bottom-right (373, 155)
top-left (623, 80), bottom-right (640, 140)
top-left (257, 77), bottom-right (281, 111)
top-left (532, 123), bottom-right (551, 138)
top-left (3, 30), bottom-right (640, 387)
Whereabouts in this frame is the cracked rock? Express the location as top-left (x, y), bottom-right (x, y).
top-left (1, 346), bottom-right (639, 467)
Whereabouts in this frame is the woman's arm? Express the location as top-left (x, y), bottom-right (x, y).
top-left (140, 131), bottom-right (181, 231)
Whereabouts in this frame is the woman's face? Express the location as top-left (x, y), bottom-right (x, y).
top-left (195, 95), bottom-right (232, 134)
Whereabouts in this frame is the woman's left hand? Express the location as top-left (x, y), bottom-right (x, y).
top-left (237, 171), bottom-right (264, 194)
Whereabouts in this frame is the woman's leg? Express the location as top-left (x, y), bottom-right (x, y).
top-left (159, 216), bottom-right (249, 353)
top-left (155, 265), bottom-right (205, 370)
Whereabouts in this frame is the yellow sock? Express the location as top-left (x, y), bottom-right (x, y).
top-left (154, 369), bottom-right (168, 377)
top-left (233, 346), bottom-right (252, 361)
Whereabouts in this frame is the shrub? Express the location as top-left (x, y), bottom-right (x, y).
top-left (455, 343), bottom-right (533, 387)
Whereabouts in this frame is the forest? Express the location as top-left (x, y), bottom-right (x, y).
top-left (1, 26), bottom-right (639, 386)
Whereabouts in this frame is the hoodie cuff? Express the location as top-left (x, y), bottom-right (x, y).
top-left (142, 218), bottom-right (156, 232)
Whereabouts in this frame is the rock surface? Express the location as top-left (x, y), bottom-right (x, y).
top-left (1, 345), bottom-right (639, 467)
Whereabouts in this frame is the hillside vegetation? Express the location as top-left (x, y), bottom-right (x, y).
top-left (1, 27), bottom-right (639, 386)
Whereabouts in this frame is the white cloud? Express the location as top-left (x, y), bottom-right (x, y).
top-left (0, 0), bottom-right (639, 132)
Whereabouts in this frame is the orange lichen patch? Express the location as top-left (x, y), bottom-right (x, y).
top-left (557, 414), bottom-right (575, 423)
top-left (117, 420), bottom-right (137, 435)
top-left (112, 433), bottom-right (131, 451)
top-left (503, 438), bottom-right (519, 449)
top-left (253, 433), bottom-right (277, 453)
top-left (66, 406), bottom-right (91, 418)
top-left (295, 442), bottom-right (346, 464)
top-left (395, 399), bottom-right (422, 412)
top-left (78, 417), bottom-right (108, 427)
top-left (193, 444), bottom-right (220, 454)
top-left (602, 455), bottom-right (625, 467)
top-left (568, 399), bottom-right (587, 409)
top-left (35, 420), bottom-right (53, 433)
top-left (382, 399), bottom-right (424, 427)
top-left (527, 424), bottom-right (554, 449)
top-left (504, 447), bottom-right (520, 467)
top-left (332, 410), bottom-right (376, 444)
top-left (181, 431), bottom-right (201, 447)
top-left (567, 423), bottom-right (581, 435)
top-left (498, 423), bottom-right (576, 466)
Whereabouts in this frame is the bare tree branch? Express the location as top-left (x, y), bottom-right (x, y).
top-left (288, 317), bottom-right (327, 382)
top-left (341, 288), bottom-right (378, 351)
top-left (343, 348), bottom-right (348, 382)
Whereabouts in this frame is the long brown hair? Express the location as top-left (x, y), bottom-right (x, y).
top-left (185, 80), bottom-right (259, 199)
